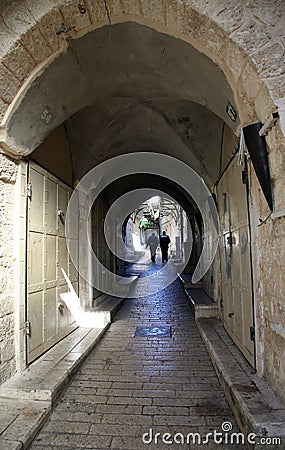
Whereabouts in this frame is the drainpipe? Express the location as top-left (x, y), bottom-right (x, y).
top-left (243, 157), bottom-right (257, 371)
top-left (24, 159), bottom-right (30, 365)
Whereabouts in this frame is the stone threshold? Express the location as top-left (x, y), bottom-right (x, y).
top-left (177, 273), bottom-right (217, 319)
top-left (114, 275), bottom-right (139, 295)
top-left (197, 317), bottom-right (285, 447)
top-left (185, 287), bottom-right (218, 319)
top-left (93, 296), bottom-right (127, 324)
top-left (0, 300), bottom-right (119, 449)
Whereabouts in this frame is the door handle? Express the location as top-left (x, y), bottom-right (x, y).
top-left (228, 312), bottom-right (234, 318)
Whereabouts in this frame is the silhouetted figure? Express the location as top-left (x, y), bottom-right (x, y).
top-left (160, 231), bottom-right (170, 263)
top-left (146, 232), bottom-right (159, 262)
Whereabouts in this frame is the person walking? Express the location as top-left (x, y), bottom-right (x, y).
top-left (146, 232), bottom-right (159, 262)
top-left (160, 230), bottom-right (170, 263)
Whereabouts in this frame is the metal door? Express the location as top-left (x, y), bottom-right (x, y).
top-left (26, 162), bottom-right (78, 363)
top-left (217, 160), bottom-right (255, 366)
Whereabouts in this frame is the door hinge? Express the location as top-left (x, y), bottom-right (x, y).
top-left (242, 170), bottom-right (248, 185)
top-left (27, 183), bottom-right (32, 199)
top-left (250, 326), bottom-right (255, 341)
top-left (226, 232), bottom-right (236, 246)
top-left (25, 321), bottom-right (31, 337)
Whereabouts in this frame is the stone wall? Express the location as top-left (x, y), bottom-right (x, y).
top-left (249, 120), bottom-right (285, 402)
top-left (260, 214), bottom-right (285, 401)
top-left (0, 154), bottom-right (19, 383)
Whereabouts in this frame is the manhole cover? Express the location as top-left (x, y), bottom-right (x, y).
top-left (135, 326), bottom-right (172, 337)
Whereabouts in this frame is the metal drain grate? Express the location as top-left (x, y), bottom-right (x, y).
top-left (135, 326), bottom-right (172, 337)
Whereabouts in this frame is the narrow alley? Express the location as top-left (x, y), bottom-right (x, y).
top-left (0, 2), bottom-right (284, 449)
top-left (29, 259), bottom-right (243, 449)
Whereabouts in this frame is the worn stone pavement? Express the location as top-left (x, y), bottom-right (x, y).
top-left (29, 260), bottom-right (245, 449)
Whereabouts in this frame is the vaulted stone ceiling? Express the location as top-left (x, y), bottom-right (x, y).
top-left (10, 22), bottom-right (239, 185)
top-left (65, 98), bottom-right (229, 185)
top-left (65, 22), bottom-right (239, 186)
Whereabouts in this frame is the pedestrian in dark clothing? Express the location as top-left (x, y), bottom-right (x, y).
top-left (160, 231), bottom-right (170, 263)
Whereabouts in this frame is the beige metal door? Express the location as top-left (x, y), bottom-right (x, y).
top-left (217, 160), bottom-right (255, 366)
top-left (26, 162), bottom-right (78, 363)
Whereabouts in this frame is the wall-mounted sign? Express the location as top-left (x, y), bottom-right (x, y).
top-left (38, 107), bottom-right (55, 126)
top-left (226, 101), bottom-right (238, 122)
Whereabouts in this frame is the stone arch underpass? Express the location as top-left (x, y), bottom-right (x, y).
top-left (0, 1), bottom-right (284, 440)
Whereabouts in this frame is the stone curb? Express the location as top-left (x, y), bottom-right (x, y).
top-left (197, 318), bottom-right (285, 448)
top-left (0, 324), bottom-right (111, 449)
top-left (0, 399), bottom-right (52, 450)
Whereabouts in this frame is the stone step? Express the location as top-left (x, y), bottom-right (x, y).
top-left (93, 296), bottom-right (125, 323)
top-left (185, 288), bottom-right (218, 319)
top-left (0, 325), bottom-right (112, 449)
top-left (197, 317), bottom-right (285, 445)
top-left (113, 275), bottom-right (139, 295)
top-left (0, 327), bottom-right (108, 403)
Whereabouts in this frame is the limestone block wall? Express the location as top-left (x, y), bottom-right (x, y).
top-left (0, 154), bottom-right (19, 383)
top-left (260, 214), bottom-right (285, 401)
top-left (249, 120), bottom-right (285, 402)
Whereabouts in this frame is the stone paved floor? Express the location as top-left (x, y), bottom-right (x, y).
top-left (29, 259), bottom-right (245, 449)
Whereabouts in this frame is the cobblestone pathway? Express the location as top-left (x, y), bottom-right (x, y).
top-left (29, 261), bottom-right (245, 449)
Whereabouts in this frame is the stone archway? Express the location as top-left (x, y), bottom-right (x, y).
top-left (0, 0), bottom-right (284, 403)
top-left (0, 0), bottom-right (284, 157)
